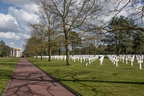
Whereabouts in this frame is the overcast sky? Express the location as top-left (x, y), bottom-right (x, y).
top-left (0, 0), bottom-right (143, 51)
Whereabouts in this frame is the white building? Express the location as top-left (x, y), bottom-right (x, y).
top-left (10, 48), bottom-right (22, 57)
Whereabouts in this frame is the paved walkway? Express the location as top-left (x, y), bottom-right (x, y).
top-left (2, 58), bottom-right (78, 96)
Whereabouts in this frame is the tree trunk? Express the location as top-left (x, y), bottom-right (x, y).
top-left (59, 47), bottom-right (61, 56)
top-left (65, 33), bottom-right (70, 65)
top-left (72, 43), bottom-right (74, 56)
top-left (65, 41), bottom-right (70, 66)
top-left (116, 47), bottom-right (119, 56)
top-left (116, 41), bottom-right (120, 56)
top-left (40, 45), bottom-right (43, 60)
top-left (48, 48), bottom-right (51, 61)
top-left (116, 33), bottom-right (119, 56)
top-left (36, 52), bottom-right (38, 59)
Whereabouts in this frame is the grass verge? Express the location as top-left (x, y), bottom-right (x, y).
top-left (0, 57), bottom-right (19, 96)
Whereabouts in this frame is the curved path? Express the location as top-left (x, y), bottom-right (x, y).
top-left (2, 58), bottom-right (78, 96)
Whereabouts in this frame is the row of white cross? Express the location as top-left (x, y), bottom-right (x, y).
top-left (70, 55), bottom-right (99, 66)
top-left (34, 55), bottom-right (144, 69)
top-left (107, 55), bottom-right (143, 69)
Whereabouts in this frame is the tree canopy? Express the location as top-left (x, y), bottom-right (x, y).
top-left (103, 16), bottom-right (144, 55)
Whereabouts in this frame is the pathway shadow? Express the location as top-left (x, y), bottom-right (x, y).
top-left (3, 59), bottom-right (77, 96)
top-left (5, 71), bottom-right (58, 96)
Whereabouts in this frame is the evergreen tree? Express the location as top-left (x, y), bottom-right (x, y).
top-left (133, 31), bottom-right (144, 54)
top-left (104, 16), bottom-right (136, 55)
top-left (69, 31), bottom-right (82, 55)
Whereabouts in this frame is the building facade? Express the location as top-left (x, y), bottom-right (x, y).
top-left (10, 48), bottom-right (22, 57)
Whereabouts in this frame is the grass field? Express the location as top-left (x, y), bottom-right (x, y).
top-left (28, 57), bottom-right (144, 96)
top-left (0, 57), bottom-right (19, 96)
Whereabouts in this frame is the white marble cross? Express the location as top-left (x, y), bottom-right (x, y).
top-left (99, 55), bottom-right (104, 65)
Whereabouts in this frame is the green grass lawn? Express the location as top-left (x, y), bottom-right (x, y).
top-left (0, 57), bottom-right (19, 96)
top-left (28, 57), bottom-right (144, 96)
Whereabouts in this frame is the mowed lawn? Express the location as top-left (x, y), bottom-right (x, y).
top-left (0, 57), bottom-right (19, 96)
top-left (28, 57), bottom-right (144, 96)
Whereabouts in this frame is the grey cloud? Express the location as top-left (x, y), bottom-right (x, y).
top-left (0, 32), bottom-right (20, 40)
top-left (0, 19), bottom-right (20, 32)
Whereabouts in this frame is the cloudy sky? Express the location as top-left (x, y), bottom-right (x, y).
top-left (0, 0), bottom-right (143, 51)
top-left (0, 0), bottom-right (39, 50)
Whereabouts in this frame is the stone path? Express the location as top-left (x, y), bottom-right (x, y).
top-left (2, 58), bottom-right (78, 96)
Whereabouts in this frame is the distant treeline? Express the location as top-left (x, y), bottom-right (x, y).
top-left (0, 40), bottom-right (10, 57)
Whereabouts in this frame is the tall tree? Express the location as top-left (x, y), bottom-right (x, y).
top-left (104, 16), bottom-right (136, 55)
top-left (36, 0), bottom-right (102, 65)
top-left (35, 1), bottom-right (60, 61)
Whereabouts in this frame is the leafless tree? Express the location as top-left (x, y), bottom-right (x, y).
top-left (35, 0), bottom-right (105, 65)
top-left (36, 1), bottom-right (61, 61)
